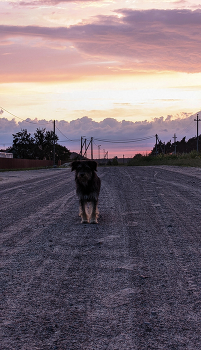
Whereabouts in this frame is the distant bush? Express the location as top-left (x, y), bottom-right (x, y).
top-left (133, 153), bottom-right (143, 160)
top-left (127, 151), bottom-right (201, 167)
top-left (111, 157), bottom-right (119, 166)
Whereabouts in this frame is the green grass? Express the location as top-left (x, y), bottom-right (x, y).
top-left (127, 151), bottom-right (201, 167)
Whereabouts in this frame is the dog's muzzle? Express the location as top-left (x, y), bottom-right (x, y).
top-left (77, 172), bottom-right (91, 184)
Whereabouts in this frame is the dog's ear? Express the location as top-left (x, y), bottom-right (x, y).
top-left (88, 160), bottom-right (98, 171)
top-left (71, 161), bottom-right (80, 171)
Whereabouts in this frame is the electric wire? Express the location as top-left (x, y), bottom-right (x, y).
top-left (93, 135), bottom-right (155, 144)
top-left (179, 119), bottom-right (195, 134)
top-left (93, 140), bottom-right (99, 147)
top-left (0, 106), bottom-right (51, 126)
top-left (55, 126), bottom-right (80, 142)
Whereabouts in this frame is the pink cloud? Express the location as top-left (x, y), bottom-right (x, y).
top-left (0, 9), bottom-right (201, 82)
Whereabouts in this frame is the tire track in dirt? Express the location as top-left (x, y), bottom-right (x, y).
top-left (0, 169), bottom-right (72, 214)
top-left (1, 169), bottom-right (79, 350)
top-left (120, 166), bottom-right (201, 349)
top-left (1, 190), bottom-right (76, 259)
top-left (0, 169), bottom-right (73, 229)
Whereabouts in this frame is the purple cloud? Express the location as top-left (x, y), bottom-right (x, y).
top-left (1, 111), bottom-right (200, 156)
top-left (117, 8), bottom-right (201, 25)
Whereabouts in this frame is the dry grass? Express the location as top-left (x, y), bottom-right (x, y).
top-left (128, 151), bottom-right (201, 167)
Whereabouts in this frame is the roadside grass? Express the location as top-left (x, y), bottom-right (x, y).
top-left (127, 151), bottom-right (201, 167)
top-left (0, 166), bottom-right (54, 172)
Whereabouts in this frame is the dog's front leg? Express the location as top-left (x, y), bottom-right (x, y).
top-left (90, 200), bottom-right (98, 224)
top-left (80, 199), bottom-right (88, 223)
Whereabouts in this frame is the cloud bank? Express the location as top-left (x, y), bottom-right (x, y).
top-left (0, 9), bottom-right (201, 82)
top-left (1, 111), bottom-right (200, 156)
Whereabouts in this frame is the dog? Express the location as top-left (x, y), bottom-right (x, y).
top-left (71, 160), bottom-right (101, 224)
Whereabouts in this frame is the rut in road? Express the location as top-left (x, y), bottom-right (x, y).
top-left (1, 166), bottom-right (201, 350)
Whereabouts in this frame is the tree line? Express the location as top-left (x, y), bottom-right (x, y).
top-left (150, 134), bottom-right (201, 155)
top-left (3, 129), bottom-right (200, 161)
top-left (7, 128), bottom-right (70, 162)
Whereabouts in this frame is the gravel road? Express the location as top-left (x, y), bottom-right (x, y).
top-left (1, 166), bottom-right (201, 350)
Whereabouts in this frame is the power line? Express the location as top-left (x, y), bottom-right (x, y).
top-left (0, 106), bottom-right (51, 126)
top-left (93, 135), bottom-right (155, 144)
top-left (180, 119), bottom-right (194, 133)
top-left (93, 140), bottom-right (99, 147)
top-left (55, 126), bottom-right (80, 142)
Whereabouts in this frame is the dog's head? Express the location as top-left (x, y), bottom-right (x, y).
top-left (71, 160), bottom-right (98, 185)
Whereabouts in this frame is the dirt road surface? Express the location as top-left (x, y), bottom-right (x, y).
top-left (1, 166), bottom-right (201, 350)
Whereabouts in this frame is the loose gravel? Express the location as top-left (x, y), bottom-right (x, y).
top-left (1, 166), bottom-right (201, 349)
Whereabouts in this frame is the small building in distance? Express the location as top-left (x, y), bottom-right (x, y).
top-left (0, 152), bottom-right (13, 159)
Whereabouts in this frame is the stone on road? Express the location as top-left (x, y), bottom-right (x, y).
top-left (1, 166), bottom-right (201, 349)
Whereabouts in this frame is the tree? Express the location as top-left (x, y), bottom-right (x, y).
top-left (12, 129), bottom-right (35, 159)
top-left (150, 140), bottom-right (166, 155)
top-left (150, 134), bottom-right (201, 155)
top-left (55, 144), bottom-right (70, 162)
top-left (33, 128), bottom-right (59, 160)
top-left (133, 153), bottom-right (143, 160)
top-left (176, 137), bottom-right (187, 153)
top-left (33, 128), bottom-right (46, 160)
top-left (165, 140), bottom-right (173, 154)
top-left (186, 135), bottom-right (200, 152)
top-left (10, 128), bottom-right (70, 162)
top-left (43, 130), bottom-right (59, 160)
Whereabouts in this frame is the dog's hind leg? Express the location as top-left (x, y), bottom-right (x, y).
top-left (80, 199), bottom-right (88, 223)
top-left (90, 200), bottom-right (98, 224)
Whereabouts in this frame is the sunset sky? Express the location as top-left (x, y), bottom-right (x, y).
top-left (0, 0), bottom-right (201, 157)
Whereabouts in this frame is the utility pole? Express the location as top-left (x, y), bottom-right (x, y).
top-left (155, 134), bottom-right (158, 155)
top-left (91, 137), bottom-right (93, 160)
top-left (53, 120), bottom-right (55, 166)
top-left (98, 145), bottom-right (101, 161)
top-left (81, 137), bottom-right (94, 159)
top-left (80, 136), bottom-right (86, 157)
top-left (172, 133), bottom-right (177, 154)
top-left (81, 136), bottom-right (83, 157)
top-left (194, 113), bottom-right (201, 152)
top-left (84, 138), bottom-right (87, 158)
top-left (105, 151), bottom-right (108, 160)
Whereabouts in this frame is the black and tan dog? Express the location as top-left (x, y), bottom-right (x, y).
top-left (71, 160), bottom-right (101, 224)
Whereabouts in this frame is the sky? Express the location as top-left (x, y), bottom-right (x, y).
top-left (0, 0), bottom-right (201, 157)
